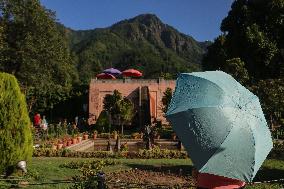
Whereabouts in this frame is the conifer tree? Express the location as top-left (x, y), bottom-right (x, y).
top-left (0, 72), bottom-right (33, 174)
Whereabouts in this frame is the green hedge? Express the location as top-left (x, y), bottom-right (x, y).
top-left (33, 148), bottom-right (188, 159)
top-left (0, 73), bottom-right (33, 173)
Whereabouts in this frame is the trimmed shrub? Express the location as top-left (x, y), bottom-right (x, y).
top-left (33, 148), bottom-right (188, 159)
top-left (0, 73), bottom-right (33, 173)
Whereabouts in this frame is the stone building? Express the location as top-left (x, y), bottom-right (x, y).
top-left (88, 78), bottom-right (176, 127)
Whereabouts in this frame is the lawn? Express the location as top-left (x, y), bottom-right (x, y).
top-left (3, 157), bottom-right (284, 188)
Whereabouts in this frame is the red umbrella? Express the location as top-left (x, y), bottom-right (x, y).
top-left (96, 73), bottom-right (116, 79)
top-left (122, 69), bottom-right (142, 77)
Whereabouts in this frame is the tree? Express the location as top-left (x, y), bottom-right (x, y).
top-left (223, 58), bottom-right (249, 85)
top-left (202, 35), bottom-right (227, 71)
top-left (202, 0), bottom-right (284, 125)
top-left (251, 79), bottom-right (284, 125)
top-left (0, 72), bottom-right (33, 174)
top-left (95, 110), bottom-right (110, 133)
top-left (103, 90), bottom-right (134, 135)
top-left (103, 90), bottom-right (122, 117)
top-left (204, 0), bottom-right (284, 79)
top-left (162, 87), bottom-right (173, 114)
top-left (0, 0), bottom-right (78, 113)
top-left (0, 25), bottom-right (6, 66)
top-left (119, 98), bottom-right (134, 135)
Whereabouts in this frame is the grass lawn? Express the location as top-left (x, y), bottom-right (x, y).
top-left (4, 157), bottom-right (283, 188)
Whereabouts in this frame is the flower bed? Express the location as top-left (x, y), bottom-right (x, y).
top-left (60, 159), bottom-right (120, 169)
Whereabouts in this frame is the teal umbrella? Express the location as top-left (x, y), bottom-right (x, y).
top-left (166, 71), bottom-right (273, 182)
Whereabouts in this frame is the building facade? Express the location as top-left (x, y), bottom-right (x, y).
top-left (88, 78), bottom-right (176, 126)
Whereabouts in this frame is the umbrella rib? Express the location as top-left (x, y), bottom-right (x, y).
top-left (243, 117), bottom-right (257, 181)
top-left (240, 96), bottom-right (267, 124)
top-left (229, 81), bottom-right (263, 123)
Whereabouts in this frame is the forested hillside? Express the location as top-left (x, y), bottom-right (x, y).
top-left (60, 14), bottom-right (208, 84)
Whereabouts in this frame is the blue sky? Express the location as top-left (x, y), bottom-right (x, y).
top-left (40, 0), bottom-right (233, 41)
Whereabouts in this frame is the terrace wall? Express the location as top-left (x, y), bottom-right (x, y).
top-left (88, 78), bottom-right (176, 126)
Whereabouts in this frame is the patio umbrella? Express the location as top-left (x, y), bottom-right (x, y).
top-left (122, 69), bottom-right (142, 77)
top-left (166, 71), bottom-right (273, 182)
top-left (96, 73), bottom-right (116, 79)
top-left (103, 68), bottom-right (121, 76)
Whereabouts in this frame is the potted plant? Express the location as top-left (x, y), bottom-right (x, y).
top-left (51, 143), bottom-right (57, 150)
top-left (51, 139), bottom-right (58, 150)
top-left (77, 134), bottom-right (82, 143)
top-left (113, 131), bottom-right (118, 140)
top-left (62, 135), bottom-right (68, 147)
top-left (72, 133), bottom-right (77, 144)
top-left (131, 132), bottom-right (140, 139)
top-left (67, 139), bottom-right (72, 146)
top-left (57, 140), bottom-right (63, 150)
top-left (62, 140), bottom-right (67, 148)
top-left (83, 132), bottom-right (89, 140)
top-left (93, 130), bottom-right (98, 139)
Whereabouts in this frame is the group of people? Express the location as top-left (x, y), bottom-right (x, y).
top-left (33, 114), bottom-right (88, 138)
top-left (33, 113), bottom-right (48, 139)
top-left (33, 113), bottom-right (48, 130)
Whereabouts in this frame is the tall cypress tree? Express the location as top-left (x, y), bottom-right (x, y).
top-left (0, 72), bottom-right (33, 174)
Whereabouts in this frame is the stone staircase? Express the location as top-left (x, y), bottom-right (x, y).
top-left (66, 139), bottom-right (94, 152)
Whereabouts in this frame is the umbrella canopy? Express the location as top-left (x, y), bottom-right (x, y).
top-left (122, 69), bottom-right (142, 77)
top-left (96, 73), bottom-right (116, 79)
top-left (103, 68), bottom-right (121, 75)
top-left (166, 71), bottom-right (272, 182)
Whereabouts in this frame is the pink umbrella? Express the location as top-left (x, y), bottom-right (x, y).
top-left (96, 73), bottom-right (116, 79)
top-left (122, 69), bottom-right (142, 77)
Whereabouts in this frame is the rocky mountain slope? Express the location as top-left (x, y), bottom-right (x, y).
top-left (59, 14), bottom-right (210, 83)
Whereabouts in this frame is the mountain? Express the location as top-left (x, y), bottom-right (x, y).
top-left (59, 14), bottom-right (210, 84)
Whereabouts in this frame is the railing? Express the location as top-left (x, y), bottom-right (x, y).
top-left (91, 78), bottom-right (176, 85)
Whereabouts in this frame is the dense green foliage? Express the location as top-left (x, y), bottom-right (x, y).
top-left (162, 88), bottom-right (173, 113)
top-left (0, 72), bottom-right (33, 173)
top-left (65, 14), bottom-right (206, 84)
top-left (202, 0), bottom-right (284, 125)
top-left (103, 90), bottom-right (134, 134)
top-left (0, 0), bottom-right (78, 113)
top-left (95, 110), bottom-right (111, 133)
